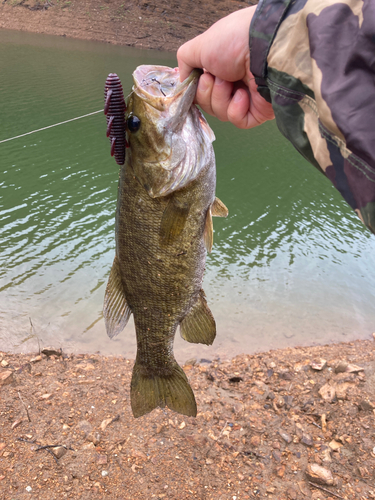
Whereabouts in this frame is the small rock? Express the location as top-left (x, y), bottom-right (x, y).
top-left (86, 432), bottom-right (101, 445)
top-left (40, 393), bottom-right (52, 400)
top-left (0, 443), bottom-right (6, 452)
top-left (11, 419), bottom-right (22, 430)
top-left (345, 364), bottom-right (364, 373)
top-left (100, 418), bottom-right (114, 431)
top-left (97, 454), bottom-right (108, 465)
top-left (178, 421), bottom-right (186, 430)
top-left (238, 473), bottom-right (244, 481)
top-left (77, 420), bottom-right (93, 435)
top-left (62, 424), bottom-right (70, 430)
top-left (287, 487), bottom-right (298, 500)
top-left (335, 361), bottom-right (348, 373)
top-left (184, 358), bottom-right (196, 366)
top-left (30, 355), bottom-right (42, 363)
top-left (101, 470), bottom-right (108, 477)
top-left (278, 430), bottom-right (292, 443)
top-left (305, 463), bottom-right (334, 486)
top-left (51, 446), bottom-right (67, 459)
top-left (266, 486), bottom-right (276, 494)
top-left (250, 435), bottom-right (261, 447)
top-left (298, 481), bottom-right (310, 496)
top-left (329, 440), bottom-right (343, 451)
top-left (26, 485), bottom-right (32, 493)
top-left (335, 382), bottom-right (351, 400)
top-left (41, 347), bottom-right (62, 357)
top-left (321, 447), bottom-right (332, 462)
top-left (272, 450), bottom-right (281, 462)
top-left (359, 399), bottom-right (375, 411)
top-left (83, 442), bottom-right (96, 450)
top-left (131, 450), bottom-right (147, 460)
top-left (0, 370), bottom-right (13, 386)
top-left (1, 360), bottom-right (9, 367)
top-left (276, 465), bottom-right (286, 477)
top-left (311, 359), bottom-right (327, 371)
top-left (301, 433), bottom-right (314, 447)
top-left (318, 383), bottom-right (336, 402)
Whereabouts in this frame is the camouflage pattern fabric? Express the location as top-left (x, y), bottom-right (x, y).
top-left (250, 0), bottom-right (375, 234)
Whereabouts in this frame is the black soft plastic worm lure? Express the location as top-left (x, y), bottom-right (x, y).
top-left (104, 73), bottom-right (126, 166)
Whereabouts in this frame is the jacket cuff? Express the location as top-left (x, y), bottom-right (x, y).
top-left (249, 0), bottom-right (293, 102)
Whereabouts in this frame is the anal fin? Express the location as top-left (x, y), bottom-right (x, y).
top-left (131, 361), bottom-right (197, 418)
top-left (180, 290), bottom-right (216, 345)
top-left (103, 255), bottom-right (131, 338)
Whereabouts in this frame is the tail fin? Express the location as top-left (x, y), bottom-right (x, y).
top-left (130, 361), bottom-right (197, 418)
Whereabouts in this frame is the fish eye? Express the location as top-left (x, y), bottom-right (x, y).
top-left (127, 115), bottom-right (141, 133)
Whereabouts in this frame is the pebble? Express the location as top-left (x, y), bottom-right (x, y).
top-left (29, 355), bottom-right (42, 363)
top-left (278, 430), bottom-right (292, 443)
top-left (301, 433), bottom-right (314, 447)
top-left (1, 360), bottom-right (9, 367)
top-left (310, 359), bottom-right (327, 371)
top-left (0, 370), bottom-right (13, 386)
top-left (26, 486), bottom-right (32, 492)
top-left (97, 454), bottom-right (107, 465)
top-left (101, 470), bottom-right (108, 477)
top-left (335, 361), bottom-right (348, 373)
top-left (329, 440), bottom-right (342, 451)
top-left (86, 431), bottom-right (101, 445)
top-left (319, 383), bottom-right (336, 402)
top-left (305, 463), bottom-right (334, 486)
top-left (11, 419), bottom-right (22, 430)
top-left (41, 347), bottom-right (62, 357)
top-left (51, 446), bottom-right (67, 459)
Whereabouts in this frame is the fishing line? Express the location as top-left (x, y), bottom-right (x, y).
top-left (0, 109), bottom-right (104, 144)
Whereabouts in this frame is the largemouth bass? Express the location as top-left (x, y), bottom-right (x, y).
top-left (103, 65), bottom-right (228, 418)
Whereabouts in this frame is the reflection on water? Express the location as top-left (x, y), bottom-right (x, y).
top-left (0, 29), bottom-right (374, 361)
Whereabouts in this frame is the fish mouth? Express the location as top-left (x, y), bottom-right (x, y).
top-left (132, 65), bottom-right (202, 109)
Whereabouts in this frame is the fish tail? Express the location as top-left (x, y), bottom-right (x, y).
top-left (130, 361), bottom-right (197, 418)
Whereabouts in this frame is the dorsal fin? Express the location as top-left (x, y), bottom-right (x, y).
top-left (211, 197), bottom-right (228, 217)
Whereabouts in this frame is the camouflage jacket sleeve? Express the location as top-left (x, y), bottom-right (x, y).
top-left (249, 0), bottom-right (375, 234)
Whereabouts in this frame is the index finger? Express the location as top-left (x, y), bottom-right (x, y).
top-left (177, 37), bottom-right (204, 82)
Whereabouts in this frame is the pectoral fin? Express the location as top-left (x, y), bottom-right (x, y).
top-left (103, 255), bottom-right (131, 339)
top-left (203, 207), bottom-right (213, 253)
top-left (160, 197), bottom-right (190, 245)
top-left (180, 290), bottom-right (216, 345)
top-left (212, 197), bottom-right (228, 217)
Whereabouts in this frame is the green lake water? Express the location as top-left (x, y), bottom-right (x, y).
top-left (1, 29), bottom-right (374, 362)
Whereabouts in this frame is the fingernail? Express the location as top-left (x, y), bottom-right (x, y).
top-left (233, 89), bottom-right (243, 103)
top-left (199, 76), bottom-right (209, 92)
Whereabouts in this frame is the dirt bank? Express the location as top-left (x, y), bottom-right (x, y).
top-left (0, 0), bottom-right (255, 52)
top-left (1, 339), bottom-right (375, 499)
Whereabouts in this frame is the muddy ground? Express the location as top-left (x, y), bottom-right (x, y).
top-left (0, 0), bottom-right (255, 52)
top-left (1, 339), bottom-right (375, 499)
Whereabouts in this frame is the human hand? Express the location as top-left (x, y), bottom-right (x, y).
top-left (177, 6), bottom-right (275, 129)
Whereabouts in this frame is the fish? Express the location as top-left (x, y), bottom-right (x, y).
top-left (103, 65), bottom-right (228, 418)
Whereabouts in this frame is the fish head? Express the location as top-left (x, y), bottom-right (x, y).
top-left (126, 65), bottom-right (215, 198)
